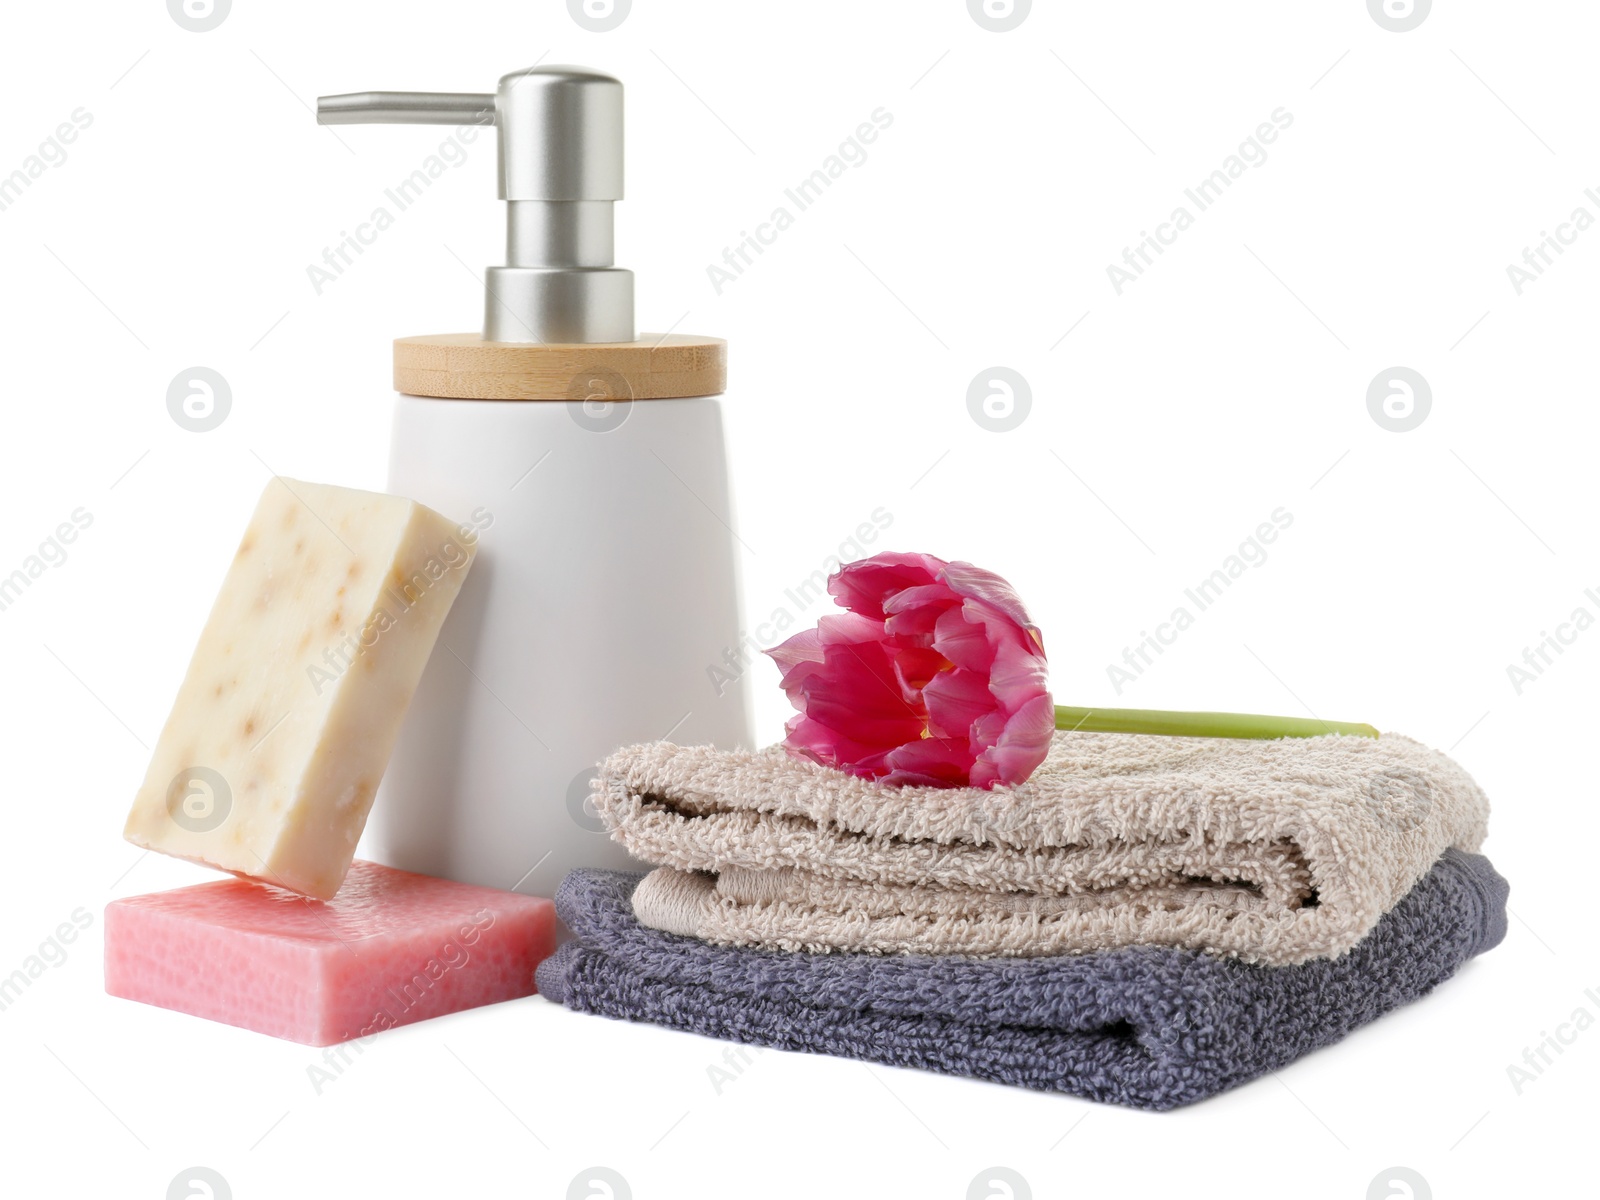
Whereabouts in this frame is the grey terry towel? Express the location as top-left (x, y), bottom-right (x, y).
top-left (537, 850), bottom-right (1508, 1111)
top-left (594, 730), bottom-right (1490, 965)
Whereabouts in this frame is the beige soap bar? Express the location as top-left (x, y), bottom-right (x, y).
top-left (124, 478), bottom-right (478, 899)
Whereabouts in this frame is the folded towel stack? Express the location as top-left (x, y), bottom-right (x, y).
top-left (538, 729), bottom-right (1505, 1109)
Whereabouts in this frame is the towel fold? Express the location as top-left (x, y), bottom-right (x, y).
top-left (536, 849), bottom-right (1508, 1110)
top-left (594, 730), bottom-right (1490, 964)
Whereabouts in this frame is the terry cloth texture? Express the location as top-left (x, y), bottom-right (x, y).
top-left (594, 731), bottom-right (1491, 966)
top-left (537, 850), bottom-right (1508, 1111)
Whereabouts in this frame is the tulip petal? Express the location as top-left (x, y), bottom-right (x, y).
top-left (881, 583), bottom-right (963, 640)
top-left (829, 553), bottom-right (948, 618)
top-left (939, 560), bottom-right (1041, 636)
top-left (987, 635), bottom-right (1051, 715)
top-left (886, 643), bottom-right (951, 695)
top-left (774, 658), bottom-right (828, 705)
top-left (932, 605), bottom-right (998, 673)
top-left (816, 612), bottom-right (891, 646)
top-left (921, 667), bottom-right (999, 741)
top-left (791, 640), bottom-right (927, 747)
top-left (780, 713), bottom-right (895, 773)
top-left (882, 583), bottom-right (962, 612)
top-left (969, 691), bottom-right (1056, 788)
top-left (765, 626), bottom-right (824, 673)
top-left (880, 736), bottom-right (977, 788)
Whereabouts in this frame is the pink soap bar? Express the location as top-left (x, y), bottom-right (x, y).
top-left (105, 861), bottom-right (556, 1045)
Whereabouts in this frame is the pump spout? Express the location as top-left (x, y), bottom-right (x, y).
top-left (316, 92), bottom-right (496, 126)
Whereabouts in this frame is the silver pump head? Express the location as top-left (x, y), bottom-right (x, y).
top-left (317, 66), bottom-right (634, 345)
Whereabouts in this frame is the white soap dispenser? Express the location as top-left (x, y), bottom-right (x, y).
top-left (318, 66), bottom-right (754, 898)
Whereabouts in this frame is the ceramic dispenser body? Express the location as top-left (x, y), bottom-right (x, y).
top-left (370, 382), bottom-right (753, 897)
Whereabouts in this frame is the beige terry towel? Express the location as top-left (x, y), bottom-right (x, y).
top-left (592, 730), bottom-right (1491, 965)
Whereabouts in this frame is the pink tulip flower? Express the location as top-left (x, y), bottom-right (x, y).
top-left (765, 552), bottom-right (1055, 789)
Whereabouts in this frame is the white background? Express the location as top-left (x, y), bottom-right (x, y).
top-left (1, 1), bottom-right (1595, 1196)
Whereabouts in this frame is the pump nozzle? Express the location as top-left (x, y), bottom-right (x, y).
top-left (315, 92), bottom-right (496, 126)
top-left (316, 67), bottom-right (634, 345)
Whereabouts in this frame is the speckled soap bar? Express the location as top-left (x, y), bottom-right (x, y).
top-left (122, 477), bottom-right (476, 899)
top-left (105, 861), bottom-right (555, 1045)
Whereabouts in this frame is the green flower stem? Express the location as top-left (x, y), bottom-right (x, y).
top-left (1054, 705), bottom-right (1378, 740)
